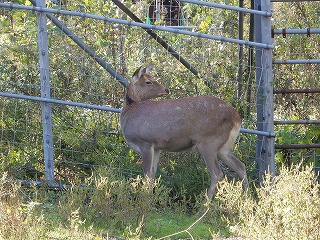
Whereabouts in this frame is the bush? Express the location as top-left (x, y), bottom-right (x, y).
top-left (57, 167), bottom-right (172, 237)
top-left (1, 165), bottom-right (319, 239)
top-left (215, 165), bottom-right (320, 239)
top-left (0, 173), bottom-right (46, 239)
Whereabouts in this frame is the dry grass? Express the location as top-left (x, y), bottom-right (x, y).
top-left (215, 165), bottom-right (320, 239)
top-left (0, 165), bottom-right (319, 239)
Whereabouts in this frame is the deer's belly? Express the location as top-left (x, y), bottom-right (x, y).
top-left (155, 138), bottom-right (195, 152)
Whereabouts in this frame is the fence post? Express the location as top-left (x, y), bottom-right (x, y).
top-left (36, 0), bottom-right (55, 182)
top-left (255, 0), bottom-right (275, 182)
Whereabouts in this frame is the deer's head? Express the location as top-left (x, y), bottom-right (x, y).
top-left (126, 65), bottom-right (169, 104)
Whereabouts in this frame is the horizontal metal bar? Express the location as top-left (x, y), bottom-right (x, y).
top-left (240, 127), bottom-right (276, 137)
top-left (273, 28), bottom-right (320, 35)
top-left (275, 144), bottom-right (320, 149)
top-left (274, 88), bottom-right (320, 94)
top-left (0, 92), bottom-right (121, 113)
top-left (166, 26), bottom-right (223, 30)
top-left (271, 0), bottom-right (320, 2)
top-left (273, 59), bottom-right (320, 64)
top-left (0, 2), bottom-right (274, 49)
top-left (1, 91), bottom-right (278, 137)
top-left (274, 120), bottom-right (320, 124)
top-left (179, 0), bottom-right (272, 16)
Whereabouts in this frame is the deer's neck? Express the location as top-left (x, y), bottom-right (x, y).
top-left (125, 94), bottom-right (135, 105)
top-left (125, 85), bottom-right (140, 106)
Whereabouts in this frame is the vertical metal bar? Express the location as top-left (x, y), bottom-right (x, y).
top-left (261, 0), bottom-right (275, 178)
top-left (237, 0), bottom-right (244, 102)
top-left (255, 0), bottom-right (275, 182)
top-left (36, 0), bottom-right (55, 181)
top-left (246, 0), bottom-right (255, 118)
top-left (156, 0), bottom-right (161, 21)
top-left (254, 0), bottom-right (262, 181)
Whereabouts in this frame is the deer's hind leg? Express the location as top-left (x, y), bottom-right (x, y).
top-left (218, 151), bottom-right (248, 188)
top-left (217, 124), bottom-right (248, 188)
top-left (217, 132), bottom-right (248, 188)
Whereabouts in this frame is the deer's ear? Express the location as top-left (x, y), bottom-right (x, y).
top-left (144, 64), bottom-right (153, 74)
top-left (132, 65), bottom-right (153, 83)
top-left (132, 66), bottom-right (143, 83)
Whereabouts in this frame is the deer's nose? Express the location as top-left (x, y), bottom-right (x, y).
top-left (165, 88), bottom-right (170, 94)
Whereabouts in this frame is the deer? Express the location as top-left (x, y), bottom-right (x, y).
top-left (120, 65), bottom-right (248, 200)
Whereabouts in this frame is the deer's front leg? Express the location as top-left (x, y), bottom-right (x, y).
top-left (139, 143), bottom-right (157, 179)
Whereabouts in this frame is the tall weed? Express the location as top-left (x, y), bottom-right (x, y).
top-left (57, 167), bottom-right (172, 236)
top-left (215, 165), bottom-right (320, 239)
top-left (0, 173), bottom-right (46, 239)
top-left (1, 165), bottom-right (319, 239)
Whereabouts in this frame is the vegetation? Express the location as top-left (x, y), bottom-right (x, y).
top-left (0, 0), bottom-right (320, 238)
top-left (0, 165), bottom-right (319, 239)
top-left (1, 0), bottom-right (319, 179)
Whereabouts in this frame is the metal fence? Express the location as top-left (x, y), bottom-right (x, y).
top-left (0, 0), bottom-right (293, 184)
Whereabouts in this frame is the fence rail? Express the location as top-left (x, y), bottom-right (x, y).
top-left (0, 92), bottom-right (121, 113)
top-left (179, 0), bottom-right (272, 16)
top-left (0, 2), bottom-right (274, 49)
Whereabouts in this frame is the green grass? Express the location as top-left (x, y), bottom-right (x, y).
top-left (0, 165), bottom-right (319, 239)
top-left (144, 212), bottom-right (218, 239)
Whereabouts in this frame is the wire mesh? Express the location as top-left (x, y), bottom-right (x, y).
top-left (272, 1), bottom-right (320, 171)
top-left (0, 0), bottom-right (268, 184)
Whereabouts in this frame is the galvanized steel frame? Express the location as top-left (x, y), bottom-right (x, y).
top-left (0, 0), bottom-right (277, 181)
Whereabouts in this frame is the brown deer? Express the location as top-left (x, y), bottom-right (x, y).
top-left (120, 65), bottom-right (248, 199)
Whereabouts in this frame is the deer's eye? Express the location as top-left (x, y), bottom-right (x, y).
top-left (145, 81), bottom-right (152, 85)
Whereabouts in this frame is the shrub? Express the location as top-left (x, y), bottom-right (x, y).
top-left (215, 165), bottom-right (320, 239)
top-left (0, 173), bottom-right (46, 239)
top-left (57, 167), bottom-right (172, 236)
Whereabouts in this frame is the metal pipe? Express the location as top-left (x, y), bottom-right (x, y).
top-left (271, 0), bottom-right (320, 2)
top-left (273, 59), bottom-right (320, 64)
top-left (255, 0), bottom-right (275, 181)
top-left (272, 28), bottom-right (320, 36)
top-left (179, 0), bottom-right (272, 16)
top-left (36, 0), bottom-right (55, 182)
top-left (165, 26), bottom-right (223, 30)
top-left (0, 92), bottom-right (276, 137)
top-left (0, 92), bottom-right (121, 113)
top-left (274, 120), bottom-right (320, 124)
top-left (237, 0), bottom-right (244, 100)
top-left (275, 144), bottom-right (320, 149)
top-left (274, 88), bottom-right (320, 94)
top-left (0, 2), bottom-right (274, 49)
top-left (240, 127), bottom-right (276, 137)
